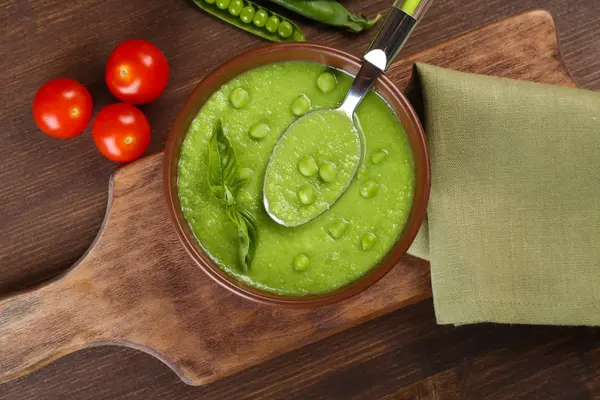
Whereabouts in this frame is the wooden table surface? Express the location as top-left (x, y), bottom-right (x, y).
top-left (1, 0), bottom-right (599, 398)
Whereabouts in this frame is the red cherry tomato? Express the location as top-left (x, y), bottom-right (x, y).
top-left (32, 78), bottom-right (93, 139)
top-left (92, 103), bottom-right (151, 163)
top-left (105, 40), bottom-right (170, 105)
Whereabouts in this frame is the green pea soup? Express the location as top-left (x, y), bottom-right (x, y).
top-left (178, 61), bottom-right (415, 296)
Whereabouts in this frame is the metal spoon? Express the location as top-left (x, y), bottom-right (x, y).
top-left (264, 0), bottom-right (434, 227)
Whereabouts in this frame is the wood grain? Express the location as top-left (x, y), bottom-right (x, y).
top-left (0, 10), bottom-right (580, 388)
top-left (0, 151), bottom-right (432, 385)
top-left (1, 0), bottom-right (599, 398)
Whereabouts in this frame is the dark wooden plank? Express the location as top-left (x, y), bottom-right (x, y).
top-left (1, 0), bottom-right (599, 399)
top-left (2, 300), bottom-right (600, 399)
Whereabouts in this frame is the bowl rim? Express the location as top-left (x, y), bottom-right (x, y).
top-left (163, 42), bottom-right (430, 308)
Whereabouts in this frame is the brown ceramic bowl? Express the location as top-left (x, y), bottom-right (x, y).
top-left (164, 43), bottom-right (430, 308)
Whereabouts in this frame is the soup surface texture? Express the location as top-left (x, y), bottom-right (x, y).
top-left (178, 61), bottom-right (415, 296)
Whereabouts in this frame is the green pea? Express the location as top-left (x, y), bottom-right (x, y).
top-left (238, 167), bottom-right (254, 182)
top-left (265, 15), bottom-right (280, 33)
top-left (228, 0), bottom-right (243, 16)
top-left (319, 162), bottom-right (337, 182)
top-left (357, 165), bottom-right (369, 181)
top-left (249, 122), bottom-right (269, 139)
top-left (317, 72), bottom-right (337, 94)
top-left (371, 149), bottom-right (388, 164)
top-left (328, 219), bottom-right (347, 239)
top-left (253, 9), bottom-right (269, 27)
top-left (230, 88), bottom-right (249, 108)
top-left (240, 5), bottom-right (255, 24)
top-left (361, 233), bottom-right (377, 250)
top-left (293, 254), bottom-right (309, 272)
top-left (278, 20), bottom-right (293, 38)
top-left (360, 180), bottom-right (378, 198)
top-left (216, 0), bottom-right (230, 9)
top-left (298, 183), bottom-right (317, 205)
top-left (292, 94), bottom-right (311, 116)
top-left (204, 0), bottom-right (216, 3)
top-left (298, 155), bottom-right (318, 177)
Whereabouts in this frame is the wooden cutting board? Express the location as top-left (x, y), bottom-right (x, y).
top-left (0, 10), bottom-right (576, 386)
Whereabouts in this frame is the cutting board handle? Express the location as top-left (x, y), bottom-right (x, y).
top-left (0, 157), bottom-right (216, 386)
top-left (0, 269), bottom-right (97, 383)
top-left (0, 178), bottom-right (118, 384)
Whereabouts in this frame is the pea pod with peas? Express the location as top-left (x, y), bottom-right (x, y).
top-left (191, 0), bottom-right (381, 42)
top-left (191, 0), bottom-right (306, 42)
top-left (265, 0), bottom-right (381, 33)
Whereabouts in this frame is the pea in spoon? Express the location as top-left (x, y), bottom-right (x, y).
top-left (263, 0), bottom-right (434, 227)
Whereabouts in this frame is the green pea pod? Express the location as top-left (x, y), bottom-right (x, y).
top-left (191, 0), bottom-right (306, 42)
top-left (265, 0), bottom-right (381, 33)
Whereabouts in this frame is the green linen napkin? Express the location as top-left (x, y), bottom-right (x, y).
top-left (408, 63), bottom-right (600, 326)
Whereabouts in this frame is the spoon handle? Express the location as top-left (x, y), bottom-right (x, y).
top-left (338, 0), bottom-right (433, 116)
top-left (365, 0), bottom-right (434, 70)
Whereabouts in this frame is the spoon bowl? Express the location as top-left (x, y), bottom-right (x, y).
top-left (263, 0), bottom-right (434, 227)
top-left (263, 108), bottom-right (362, 227)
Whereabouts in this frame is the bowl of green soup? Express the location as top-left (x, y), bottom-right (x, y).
top-left (164, 43), bottom-right (430, 307)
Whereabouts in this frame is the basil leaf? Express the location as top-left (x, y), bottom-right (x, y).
top-left (207, 121), bottom-right (223, 196)
top-left (238, 206), bottom-right (258, 271)
top-left (226, 206), bottom-right (258, 272)
top-left (207, 120), bottom-right (238, 199)
top-left (207, 120), bottom-right (259, 272)
top-left (224, 186), bottom-right (235, 206)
